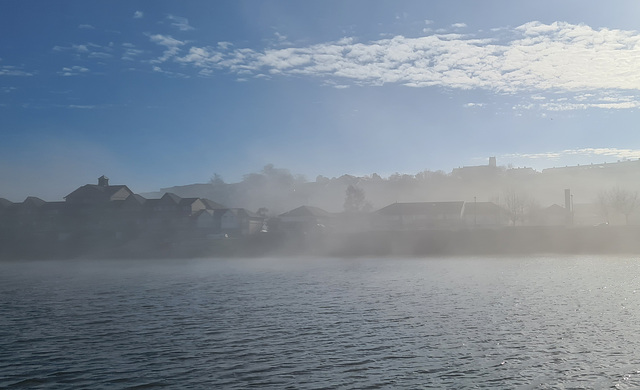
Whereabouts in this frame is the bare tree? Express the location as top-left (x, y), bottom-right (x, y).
top-left (609, 187), bottom-right (638, 225)
top-left (502, 189), bottom-right (528, 226)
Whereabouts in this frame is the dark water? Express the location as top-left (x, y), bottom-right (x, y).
top-left (2, 256), bottom-right (640, 389)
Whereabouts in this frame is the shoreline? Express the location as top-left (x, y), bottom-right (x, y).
top-left (2, 226), bottom-right (640, 260)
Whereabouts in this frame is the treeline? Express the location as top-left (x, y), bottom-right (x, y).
top-left (154, 161), bottom-right (640, 218)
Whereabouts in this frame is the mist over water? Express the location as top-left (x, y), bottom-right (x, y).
top-left (2, 256), bottom-right (640, 389)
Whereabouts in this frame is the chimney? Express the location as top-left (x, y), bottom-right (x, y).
top-left (98, 175), bottom-right (109, 187)
top-left (564, 189), bottom-right (571, 211)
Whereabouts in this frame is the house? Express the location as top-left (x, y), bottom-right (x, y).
top-left (220, 208), bottom-right (264, 236)
top-left (180, 198), bottom-right (207, 215)
top-left (9, 196), bottom-right (47, 227)
top-left (116, 193), bottom-right (147, 212)
top-left (0, 198), bottom-right (12, 214)
top-left (375, 201), bottom-right (465, 230)
top-left (111, 194), bottom-right (147, 236)
top-left (65, 176), bottom-right (133, 205)
top-left (462, 201), bottom-right (508, 227)
top-left (194, 209), bottom-right (222, 231)
top-left (535, 204), bottom-right (569, 226)
top-left (278, 205), bottom-right (335, 234)
top-left (334, 211), bottom-right (374, 233)
top-left (140, 193), bottom-right (191, 231)
top-left (150, 192), bottom-right (182, 213)
top-left (451, 157), bottom-right (500, 180)
top-left (38, 201), bottom-right (68, 232)
top-left (0, 198), bottom-right (12, 227)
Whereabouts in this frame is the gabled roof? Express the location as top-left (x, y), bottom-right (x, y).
top-left (377, 201), bottom-right (465, 216)
top-left (279, 205), bottom-right (333, 218)
top-left (462, 202), bottom-right (505, 216)
top-left (178, 197), bottom-right (201, 207)
top-left (200, 198), bottom-right (226, 210)
top-left (129, 194), bottom-right (147, 204)
top-left (540, 204), bottom-right (568, 215)
top-left (193, 209), bottom-right (213, 219)
top-left (0, 198), bottom-right (13, 208)
top-left (64, 184), bottom-right (133, 203)
top-left (161, 192), bottom-right (182, 204)
top-left (23, 196), bottom-right (47, 208)
top-left (223, 208), bottom-right (262, 219)
top-left (112, 194), bottom-right (147, 209)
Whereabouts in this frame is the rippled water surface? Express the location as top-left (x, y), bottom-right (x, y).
top-left (2, 256), bottom-right (640, 389)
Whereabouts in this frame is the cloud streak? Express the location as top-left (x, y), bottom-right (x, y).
top-left (0, 65), bottom-right (33, 76)
top-left (58, 65), bottom-right (89, 76)
top-left (167, 15), bottom-right (194, 31)
top-left (503, 148), bottom-right (640, 164)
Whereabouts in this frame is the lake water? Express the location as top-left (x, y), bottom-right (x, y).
top-left (2, 256), bottom-right (640, 389)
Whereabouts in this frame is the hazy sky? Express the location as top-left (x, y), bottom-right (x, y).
top-left (2, 0), bottom-right (640, 201)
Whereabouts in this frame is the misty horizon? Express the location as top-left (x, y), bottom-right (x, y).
top-left (4, 155), bottom-right (640, 204)
top-left (2, 1), bottom-right (640, 204)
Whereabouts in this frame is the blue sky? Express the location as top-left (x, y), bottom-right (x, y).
top-left (2, 0), bottom-right (640, 201)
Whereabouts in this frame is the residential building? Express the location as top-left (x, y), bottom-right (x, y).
top-left (375, 201), bottom-right (465, 230)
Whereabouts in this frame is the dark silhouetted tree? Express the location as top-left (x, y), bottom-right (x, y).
top-left (210, 173), bottom-right (225, 186)
top-left (344, 185), bottom-right (370, 212)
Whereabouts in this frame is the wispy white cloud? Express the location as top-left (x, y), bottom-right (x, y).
top-left (58, 65), bottom-right (89, 76)
top-left (67, 105), bottom-right (97, 109)
top-left (167, 14), bottom-right (194, 31)
top-left (0, 65), bottom-right (33, 76)
top-left (53, 43), bottom-right (106, 55)
top-left (151, 65), bottom-right (188, 78)
top-left (187, 20), bottom-right (637, 110)
top-left (122, 43), bottom-right (144, 61)
top-left (133, 11), bottom-right (143, 19)
top-left (148, 34), bottom-right (184, 48)
top-left (513, 91), bottom-right (640, 111)
top-left (78, 24), bottom-right (95, 30)
top-left (88, 52), bottom-right (112, 59)
top-left (48, 20), bottom-right (640, 111)
top-left (53, 44), bottom-right (86, 53)
top-left (52, 42), bottom-right (115, 65)
top-left (167, 21), bottom-right (640, 96)
top-left (274, 32), bottom-right (290, 45)
top-left (148, 34), bottom-right (186, 64)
